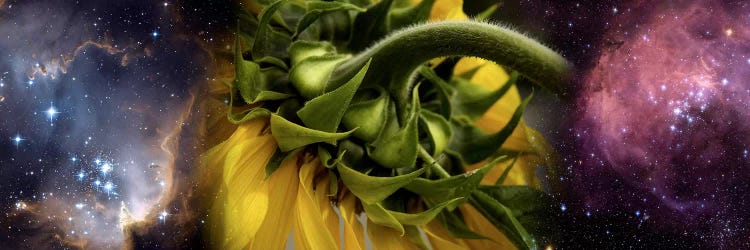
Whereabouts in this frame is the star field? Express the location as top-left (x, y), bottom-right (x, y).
top-left (0, 0), bottom-right (211, 248)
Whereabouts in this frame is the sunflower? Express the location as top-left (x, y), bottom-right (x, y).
top-left (199, 0), bottom-right (570, 249)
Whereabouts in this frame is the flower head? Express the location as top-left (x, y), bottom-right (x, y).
top-left (200, 0), bottom-right (570, 249)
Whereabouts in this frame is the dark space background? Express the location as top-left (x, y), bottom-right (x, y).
top-left (1, 0), bottom-right (748, 249)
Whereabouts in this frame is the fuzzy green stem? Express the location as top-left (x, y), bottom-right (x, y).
top-left (417, 145), bottom-right (450, 179)
top-left (331, 20), bottom-right (572, 120)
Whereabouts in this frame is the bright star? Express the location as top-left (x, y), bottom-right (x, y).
top-left (560, 204), bottom-right (568, 212)
top-left (27, 80), bottom-right (33, 86)
top-left (101, 163), bottom-right (112, 174)
top-left (103, 181), bottom-right (113, 191)
top-left (45, 104), bottom-right (59, 123)
top-left (151, 30), bottom-right (159, 39)
top-left (158, 210), bottom-right (169, 222)
top-left (12, 134), bottom-right (24, 147)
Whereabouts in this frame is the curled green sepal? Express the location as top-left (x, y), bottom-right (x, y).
top-left (436, 209), bottom-right (487, 239)
top-left (362, 198), bottom-right (464, 236)
top-left (252, 0), bottom-right (291, 59)
top-left (294, 1), bottom-right (366, 38)
top-left (362, 202), bottom-right (404, 235)
top-left (367, 84), bottom-right (421, 168)
top-left (388, 0), bottom-right (434, 31)
top-left (270, 114), bottom-right (355, 152)
top-left (405, 156), bottom-right (507, 210)
top-left (477, 185), bottom-right (559, 243)
top-left (336, 161), bottom-right (425, 204)
top-left (289, 54), bottom-right (349, 99)
top-left (419, 109), bottom-right (452, 155)
top-left (470, 189), bottom-right (535, 250)
top-left (318, 145), bottom-right (336, 168)
top-left (447, 92), bottom-right (533, 164)
top-left (228, 107), bottom-right (272, 124)
top-left (451, 72), bottom-right (518, 120)
top-left (342, 87), bottom-right (389, 142)
top-left (297, 60), bottom-right (371, 132)
top-left (234, 37), bottom-right (293, 105)
top-left (389, 197), bottom-right (463, 225)
top-left (289, 40), bottom-right (336, 66)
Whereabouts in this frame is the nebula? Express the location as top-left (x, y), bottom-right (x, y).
top-left (0, 0), bottom-right (210, 248)
top-left (573, 0), bottom-right (750, 247)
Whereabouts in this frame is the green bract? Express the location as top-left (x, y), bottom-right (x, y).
top-left (229, 0), bottom-right (570, 249)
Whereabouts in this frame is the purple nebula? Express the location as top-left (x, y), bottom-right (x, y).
top-left (572, 0), bottom-right (750, 246)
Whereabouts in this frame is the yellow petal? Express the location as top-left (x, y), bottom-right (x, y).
top-left (339, 192), bottom-right (366, 250)
top-left (210, 132), bottom-right (276, 250)
top-left (249, 151), bottom-right (301, 250)
top-left (366, 220), bottom-right (420, 250)
top-left (459, 204), bottom-right (517, 250)
top-left (422, 220), bottom-right (469, 250)
top-left (429, 0), bottom-right (467, 21)
top-left (315, 172), bottom-right (341, 249)
top-left (293, 156), bottom-right (339, 250)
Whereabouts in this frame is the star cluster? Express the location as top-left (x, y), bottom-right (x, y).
top-left (0, 0), bottom-right (211, 248)
top-left (569, 0), bottom-right (750, 248)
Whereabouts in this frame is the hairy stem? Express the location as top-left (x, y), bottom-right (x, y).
top-left (331, 20), bottom-right (572, 120)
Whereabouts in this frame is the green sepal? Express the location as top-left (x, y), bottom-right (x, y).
top-left (265, 148), bottom-right (302, 178)
top-left (405, 156), bottom-right (507, 210)
top-left (255, 56), bottom-right (288, 70)
top-left (294, 1), bottom-right (366, 38)
top-left (328, 169), bottom-right (339, 197)
top-left (289, 54), bottom-right (349, 99)
top-left (342, 87), bottom-right (389, 142)
top-left (297, 60), bottom-right (371, 132)
top-left (451, 72), bottom-right (518, 121)
top-left (318, 145), bottom-right (336, 168)
top-left (270, 114), bottom-right (355, 152)
top-left (447, 91), bottom-right (532, 164)
top-left (337, 140), bottom-right (365, 169)
top-left (289, 40), bottom-right (336, 66)
top-left (348, 0), bottom-right (393, 51)
top-left (470, 190), bottom-right (535, 250)
top-left (477, 185), bottom-right (558, 240)
top-left (496, 155), bottom-right (519, 185)
top-left (228, 107), bottom-right (272, 124)
top-left (389, 197), bottom-right (463, 225)
top-left (436, 209), bottom-right (488, 239)
top-left (476, 3), bottom-right (499, 21)
top-left (419, 109), bottom-right (452, 155)
top-left (234, 37), bottom-right (293, 105)
top-left (237, 9), bottom-right (260, 44)
top-left (367, 84), bottom-right (420, 168)
top-left (404, 226), bottom-right (429, 250)
top-left (419, 66), bottom-right (453, 119)
top-left (362, 202), bottom-right (404, 235)
top-left (388, 0), bottom-right (434, 31)
top-left (336, 161), bottom-right (425, 204)
top-left (225, 68), bottom-right (272, 125)
top-left (253, 0), bottom-right (292, 59)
